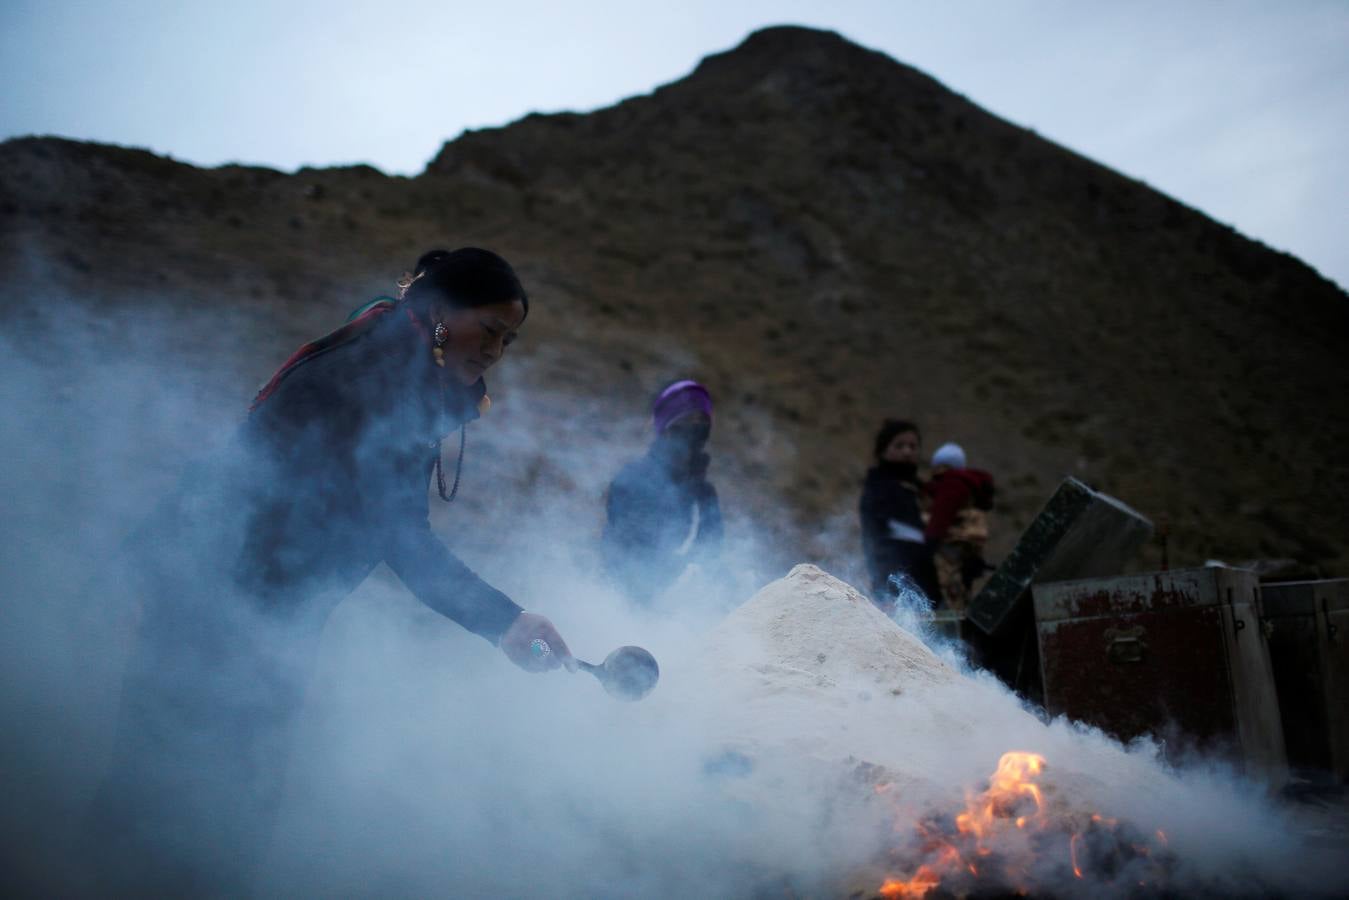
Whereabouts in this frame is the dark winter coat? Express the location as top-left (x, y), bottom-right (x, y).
top-left (602, 449), bottom-right (723, 604)
top-left (859, 463), bottom-right (938, 600)
top-left (231, 305), bottom-right (522, 640)
top-left (87, 305), bottom-right (519, 893)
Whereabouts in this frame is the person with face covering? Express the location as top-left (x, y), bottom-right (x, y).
top-left (85, 248), bottom-right (571, 894)
top-left (602, 380), bottom-right (724, 605)
top-left (859, 419), bottom-right (940, 606)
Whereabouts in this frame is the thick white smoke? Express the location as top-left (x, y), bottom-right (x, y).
top-left (1, 290), bottom-right (1345, 899)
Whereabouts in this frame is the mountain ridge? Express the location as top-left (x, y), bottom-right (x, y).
top-left (2, 25), bottom-right (1345, 576)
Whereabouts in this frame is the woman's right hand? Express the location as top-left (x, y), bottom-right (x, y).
top-left (499, 611), bottom-right (576, 673)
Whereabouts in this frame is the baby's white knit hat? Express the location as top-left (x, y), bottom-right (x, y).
top-left (931, 442), bottom-right (966, 469)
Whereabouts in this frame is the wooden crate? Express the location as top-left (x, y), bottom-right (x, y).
top-left (1262, 578), bottom-right (1349, 783)
top-left (1033, 566), bottom-right (1288, 785)
top-left (968, 477), bottom-right (1152, 636)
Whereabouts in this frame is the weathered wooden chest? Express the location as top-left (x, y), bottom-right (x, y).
top-left (1033, 566), bottom-right (1288, 785)
top-left (968, 477), bottom-right (1153, 636)
top-left (1262, 578), bottom-right (1349, 783)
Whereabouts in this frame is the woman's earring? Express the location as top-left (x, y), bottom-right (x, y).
top-left (432, 322), bottom-right (448, 368)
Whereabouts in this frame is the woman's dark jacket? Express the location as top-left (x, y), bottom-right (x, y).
top-left (858, 462), bottom-right (938, 600)
top-left (232, 306), bottom-right (522, 641)
top-left (86, 307), bottom-right (520, 891)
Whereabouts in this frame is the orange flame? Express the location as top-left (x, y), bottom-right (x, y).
top-left (875, 752), bottom-right (1046, 896)
top-left (878, 869), bottom-right (939, 898)
top-left (874, 750), bottom-right (1169, 896)
top-left (955, 751), bottom-right (1046, 842)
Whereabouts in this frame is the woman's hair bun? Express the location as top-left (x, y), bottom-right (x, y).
top-left (414, 249), bottom-right (452, 276)
top-left (402, 247), bottom-right (529, 319)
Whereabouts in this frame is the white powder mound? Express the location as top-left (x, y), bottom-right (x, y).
top-left (696, 563), bottom-right (1042, 782)
top-left (688, 564), bottom-right (1348, 895)
top-left (702, 562), bottom-right (955, 694)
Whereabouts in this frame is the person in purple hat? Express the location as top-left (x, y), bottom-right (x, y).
top-left (602, 380), bottom-right (724, 604)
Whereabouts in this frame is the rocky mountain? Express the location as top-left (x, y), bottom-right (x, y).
top-left (3, 25), bottom-right (1346, 578)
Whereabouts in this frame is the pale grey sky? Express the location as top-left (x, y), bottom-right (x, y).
top-left (3, 0), bottom-right (1346, 288)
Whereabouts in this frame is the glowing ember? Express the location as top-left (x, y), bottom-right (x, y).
top-left (873, 751), bottom-right (1172, 897)
top-left (878, 870), bottom-right (939, 898)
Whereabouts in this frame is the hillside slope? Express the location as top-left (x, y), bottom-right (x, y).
top-left (2, 25), bottom-right (1345, 577)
